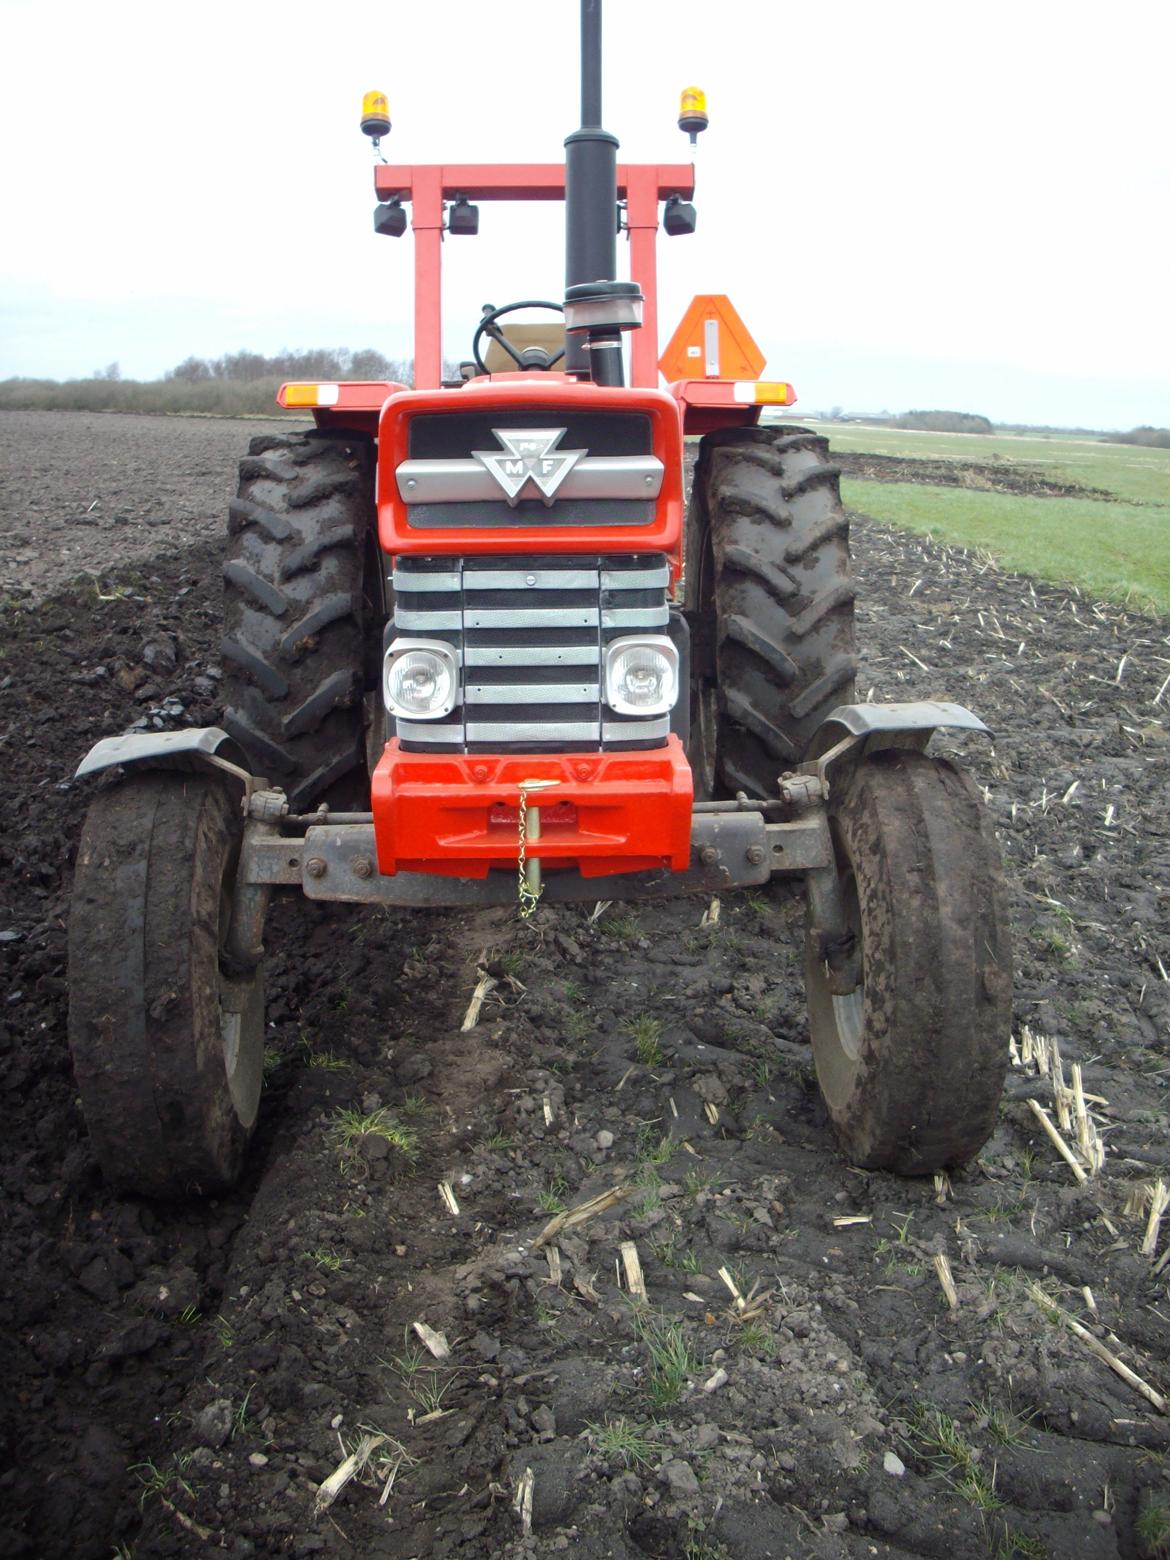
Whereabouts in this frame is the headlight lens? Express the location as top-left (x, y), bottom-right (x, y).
top-left (383, 639), bottom-right (459, 719)
top-left (604, 636), bottom-right (679, 716)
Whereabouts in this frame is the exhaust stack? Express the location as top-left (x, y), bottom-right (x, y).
top-left (563, 0), bottom-right (620, 380)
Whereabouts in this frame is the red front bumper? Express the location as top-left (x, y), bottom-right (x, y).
top-left (371, 736), bottom-right (694, 878)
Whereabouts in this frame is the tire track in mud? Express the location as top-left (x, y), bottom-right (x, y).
top-left (2, 413), bottom-right (1169, 1559)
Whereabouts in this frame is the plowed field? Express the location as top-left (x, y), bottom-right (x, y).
top-left (2, 410), bottom-right (1168, 1560)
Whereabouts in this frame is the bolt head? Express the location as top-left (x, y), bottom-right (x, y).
top-left (699, 845), bottom-right (718, 867)
top-left (746, 844), bottom-right (765, 865)
top-left (352, 856), bottom-right (374, 879)
top-left (472, 763), bottom-right (489, 782)
top-left (305, 856), bottom-right (327, 879)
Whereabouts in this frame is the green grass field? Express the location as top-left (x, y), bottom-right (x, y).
top-left (798, 422), bottom-right (1170, 616)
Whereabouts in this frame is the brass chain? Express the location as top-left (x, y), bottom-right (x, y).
top-left (516, 779), bottom-right (559, 920)
top-left (517, 785), bottom-right (540, 919)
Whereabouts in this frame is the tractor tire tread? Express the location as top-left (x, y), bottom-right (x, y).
top-left (721, 613), bottom-right (799, 685)
top-left (282, 667), bottom-right (360, 739)
top-left (222, 560), bottom-right (290, 617)
top-left (228, 497), bottom-right (292, 541)
top-left (280, 524), bottom-right (359, 581)
top-left (280, 593), bottom-right (358, 658)
top-left (722, 687), bottom-right (799, 762)
top-left (220, 636), bottom-right (290, 700)
top-left (721, 543), bottom-right (802, 603)
top-left (688, 424), bottom-right (857, 795)
top-left (221, 429), bottom-right (377, 808)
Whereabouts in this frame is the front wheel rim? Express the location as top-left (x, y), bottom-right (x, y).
top-left (217, 865), bottom-right (262, 1127)
top-left (830, 866), bottom-right (864, 1062)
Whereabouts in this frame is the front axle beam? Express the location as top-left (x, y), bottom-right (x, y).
top-left (239, 808), bottom-right (832, 909)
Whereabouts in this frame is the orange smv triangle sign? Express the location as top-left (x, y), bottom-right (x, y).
top-left (658, 294), bottom-right (766, 383)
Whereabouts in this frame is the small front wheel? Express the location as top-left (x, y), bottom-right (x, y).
top-left (68, 773), bottom-right (265, 1198)
top-left (805, 751), bottom-right (1012, 1173)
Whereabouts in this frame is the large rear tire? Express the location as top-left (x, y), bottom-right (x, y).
top-left (68, 773), bottom-right (264, 1198)
top-left (222, 429), bottom-right (380, 809)
top-left (805, 751), bottom-right (1012, 1173)
top-left (686, 426), bottom-right (857, 798)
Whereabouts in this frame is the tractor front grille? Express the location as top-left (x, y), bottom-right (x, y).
top-left (390, 553), bottom-right (672, 752)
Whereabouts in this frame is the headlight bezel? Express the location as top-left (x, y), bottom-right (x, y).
top-left (383, 638), bottom-right (460, 721)
top-left (603, 635), bottom-right (680, 717)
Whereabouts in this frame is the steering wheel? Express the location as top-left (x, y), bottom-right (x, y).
top-left (473, 300), bottom-right (566, 374)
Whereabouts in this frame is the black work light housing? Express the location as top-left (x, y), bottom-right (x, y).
top-left (374, 199), bottom-right (408, 237)
top-left (663, 194), bottom-right (697, 236)
top-left (448, 196), bottom-right (480, 236)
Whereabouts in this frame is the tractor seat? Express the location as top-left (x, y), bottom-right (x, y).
top-left (482, 321), bottom-right (567, 373)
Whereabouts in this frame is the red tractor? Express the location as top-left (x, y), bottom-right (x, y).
top-left (67, 2), bottom-right (1011, 1198)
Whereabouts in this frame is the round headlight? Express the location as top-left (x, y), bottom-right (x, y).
top-left (384, 640), bottom-right (458, 719)
top-left (604, 636), bottom-right (679, 716)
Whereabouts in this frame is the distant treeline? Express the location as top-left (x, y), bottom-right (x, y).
top-left (891, 410), bottom-right (994, 435)
top-left (828, 411), bottom-right (1170, 442)
top-left (1105, 426), bottom-right (1170, 449)
top-left (165, 348), bottom-right (411, 384)
top-left (0, 348), bottom-right (424, 417)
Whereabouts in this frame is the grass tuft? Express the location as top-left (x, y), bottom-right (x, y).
top-left (329, 1107), bottom-right (419, 1171)
top-left (1138, 1495), bottom-right (1170, 1559)
top-left (623, 1014), bottom-right (664, 1067)
top-left (633, 1311), bottom-right (700, 1407)
top-left (584, 1415), bottom-right (665, 1469)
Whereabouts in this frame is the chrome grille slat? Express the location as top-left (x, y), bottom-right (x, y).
top-left (394, 607), bottom-right (464, 630)
top-left (600, 566), bottom-right (670, 589)
top-left (396, 720), bottom-right (466, 744)
top-left (464, 568), bottom-right (599, 590)
top-left (396, 454), bottom-right (664, 504)
top-left (602, 605), bottom-right (670, 628)
top-left (465, 607), bottom-right (599, 629)
top-left (466, 720), bottom-right (602, 743)
top-left (464, 644), bottom-right (597, 667)
top-left (465, 683), bottom-right (600, 705)
top-left (603, 716), bottom-right (670, 742)
top-left (393, 570), bottom-right (462, 592)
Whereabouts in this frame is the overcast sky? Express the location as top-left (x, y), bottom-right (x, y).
top-left (2, 0), bottom-right (1167, 428)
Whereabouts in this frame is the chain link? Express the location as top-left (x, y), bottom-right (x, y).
top-left (517, 785), bottom-right (540, 919)
top-left (516, 779), bottom-right (559, 920)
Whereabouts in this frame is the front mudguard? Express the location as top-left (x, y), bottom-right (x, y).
top-left (802, 701), bottom-right (990, 782)
top-left (75, 727), bottom-right (257, 793)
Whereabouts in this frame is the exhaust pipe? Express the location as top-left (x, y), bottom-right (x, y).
top-left (564, 0), bottom-right (618, 378)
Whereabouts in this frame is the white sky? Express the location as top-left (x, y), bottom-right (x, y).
top-left (2, 0), bottom-right (1168, 428)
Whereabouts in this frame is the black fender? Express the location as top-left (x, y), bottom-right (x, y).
top-left (802, 701), bottom-right (990, 780)
top-left (75, 727), bottom-right (256, 788)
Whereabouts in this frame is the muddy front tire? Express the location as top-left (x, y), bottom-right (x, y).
top-left (222, 429), bottom-right (379, 810)
top-left (686, 426), bottom-right (857, 798)
top-left (805, 751), bottom-right (1012, 1173)
top-left (68, 773), bottom-right (264, 1198)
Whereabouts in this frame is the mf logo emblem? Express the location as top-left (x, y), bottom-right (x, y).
top-left (471, 428), bottom-right (585, 507)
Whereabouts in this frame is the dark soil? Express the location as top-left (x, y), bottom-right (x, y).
top-left (2, 410), bottom-right (1169, 1560)
top-left (835, 449), bottom-right (1120, 502)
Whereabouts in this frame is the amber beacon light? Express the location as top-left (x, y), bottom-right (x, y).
top-left (361, 91), bottom-right (391, 140)
top-left (678, 87), bottom-right (708, 145)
